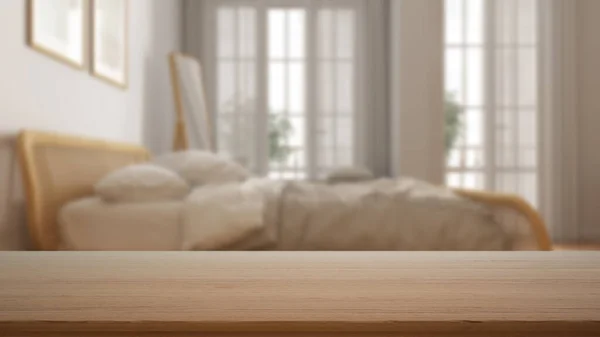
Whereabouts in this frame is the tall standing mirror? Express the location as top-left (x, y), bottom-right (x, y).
top-left (169, 52), bottom-right (214, 152)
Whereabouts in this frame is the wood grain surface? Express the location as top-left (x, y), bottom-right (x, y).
top-left (1, 252), bottom-right (600, 335)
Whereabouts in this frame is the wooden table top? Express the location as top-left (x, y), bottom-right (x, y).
top-left (0, 252), bottom-right (600, 335)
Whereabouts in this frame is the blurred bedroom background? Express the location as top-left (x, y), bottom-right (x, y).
top-left (1, 0), bottom-right (599, 250)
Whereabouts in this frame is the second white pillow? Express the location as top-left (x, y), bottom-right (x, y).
top-left (153, 151), bottom-right (251, 187)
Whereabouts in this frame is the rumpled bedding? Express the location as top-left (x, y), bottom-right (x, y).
top-left (182, 178), bottom-right (512, 251)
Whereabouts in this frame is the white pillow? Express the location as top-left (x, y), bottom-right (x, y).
top-left (152, 151), bottom-right (251, 186)
top-left (95, 164), bottom-right (190, 203)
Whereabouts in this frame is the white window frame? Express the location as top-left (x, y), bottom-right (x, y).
top-left (445, 0), bottom-right (541, 208)
top-left (201, 0), bottom-right (365, 180)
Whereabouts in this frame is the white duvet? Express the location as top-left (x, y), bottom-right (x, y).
top-left (181, 178), bottom-right (511, 251)
top-left (61, 178), bottom-right (521, 251)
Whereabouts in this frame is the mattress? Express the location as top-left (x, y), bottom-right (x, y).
top-left (59, 197), bottom-right (183, 251)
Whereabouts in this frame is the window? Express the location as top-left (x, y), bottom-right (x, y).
top-left (268, 8), bottom-right (307, 179)
top-left (215, 6), bottom-right (258, 172)
top-left (445, 0), bottom-right (540, 207)
top-left (210, 0), bottom-right (361, 180)
top-left (315, 9), bottom-right (357, 179)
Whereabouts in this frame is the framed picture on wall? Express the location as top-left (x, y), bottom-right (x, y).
top-left (91, 0), bottom-right (128, 88)
top-left (27, 0), bottom-right (87, 69)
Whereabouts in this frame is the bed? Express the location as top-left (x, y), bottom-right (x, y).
top-left (17, 129), bottom-right (553, 251)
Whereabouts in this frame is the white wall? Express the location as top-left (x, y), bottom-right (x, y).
top-left (577, 0), bottom-right (600, 242)
top-left (0, 0), bottom-right (181, 250)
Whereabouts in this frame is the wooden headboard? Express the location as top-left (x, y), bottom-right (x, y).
top-left (17, 130), bottom-right (150, 251)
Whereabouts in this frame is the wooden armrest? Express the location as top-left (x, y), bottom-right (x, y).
top-left (454, 189), bottom-right (553, 251)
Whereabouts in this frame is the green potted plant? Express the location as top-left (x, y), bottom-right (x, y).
top-left (445, 93), bottom-right (464, 155)
top-left (268, 114), bottom-right (295, 164)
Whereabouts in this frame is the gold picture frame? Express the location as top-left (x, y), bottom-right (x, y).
top-left (90, 0), bottom-right (129, 89)
top-left (26, 0), bottom-right (87, 69)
